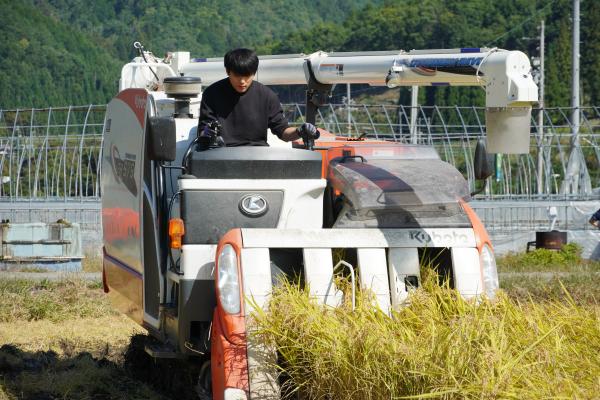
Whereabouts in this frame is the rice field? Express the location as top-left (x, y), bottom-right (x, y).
top-left (0, 246), bottom-right (599, 399)
top-left (0, 277), bottom-right (200, 400)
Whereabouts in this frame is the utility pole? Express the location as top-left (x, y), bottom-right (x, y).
top-left (346, 83), bottom-right (352, 133)
top-left (536, 20), bottom-right (545, 195)
top-left (410, 86), bottom-right (418, 144)
top-left (571, 0), bottom-right (580, 143)
top-left (562, 0), bottom-right (584, 194)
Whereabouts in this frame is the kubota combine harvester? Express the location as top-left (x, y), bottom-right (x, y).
top-left (102, 44), bottom-right (538, 399)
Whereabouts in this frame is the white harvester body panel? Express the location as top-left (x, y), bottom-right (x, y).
top-left (239, 227), bottom-right (477, 248)
top-left (388, 248), bottom-right (421, 306)
top-left (241, 248), bottom-right (273, 311)
top-left (102, 89), bottom-right (164, 330)
top-left (102, 90), bottom-right (147, 273)
top-left (451, 247), bottom-right (483, 299)
top-left (179, 244), bottom-right (217, 281)
top-left (302, 248), bottom-right (342, 307)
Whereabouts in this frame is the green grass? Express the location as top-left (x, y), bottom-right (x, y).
top-left (0, 278), bottom-right (114, 322)
top-left (500, 273), bottom-right (600, 305)
top-left (497, 243), bottom-right (600, 303)
top-left (497, 243), bottom-right (600, 273)
top-left (252, 272), bottom-right (600, 399)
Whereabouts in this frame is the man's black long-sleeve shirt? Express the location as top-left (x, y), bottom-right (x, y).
top-left (198, 78), bottom-right (290, 146)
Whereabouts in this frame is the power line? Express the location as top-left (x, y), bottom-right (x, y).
top-left (330, 85), bottom-right (384, 103)
top-left (485, 0), bottom-right (557, 47)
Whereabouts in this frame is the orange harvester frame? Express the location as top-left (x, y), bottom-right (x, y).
top-left (212, 229), bottom-right (249, 399)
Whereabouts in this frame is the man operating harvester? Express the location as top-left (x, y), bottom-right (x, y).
top-left (198, 48), bottom-right (319, 146)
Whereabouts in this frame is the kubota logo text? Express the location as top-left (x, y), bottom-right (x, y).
top-left (110, 144), bottom-right (137, 196)
top-left (409, 230), bottom-right (469, 244)
top-left (134, 95), bottom-right (146, 110)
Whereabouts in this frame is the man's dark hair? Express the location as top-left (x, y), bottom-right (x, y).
top-left (224, 48), bottom-right (259, 76)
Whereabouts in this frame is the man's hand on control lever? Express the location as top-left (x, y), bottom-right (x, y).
top-left (297, 122), bottom-right (320, 140)
top-left (198, 120), bottom-right (224, 150)
top-left (297, 122), bottom-right (320, 149)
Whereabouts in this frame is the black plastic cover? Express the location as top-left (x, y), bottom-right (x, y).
top-left (187, 147), bottom-right (322, 179)
top-left (178, 279), bottom-right (215, 354)
top-left (148, 117), bottom-right (176, 161)
top-left (474, 138), bottom-right (493, 180)
top-left (181, 190), bottom-right (283, 244)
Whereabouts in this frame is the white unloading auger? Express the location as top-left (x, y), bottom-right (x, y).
top-left (120, 47), bottom-right (538, 153)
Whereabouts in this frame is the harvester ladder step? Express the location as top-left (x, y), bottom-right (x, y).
top-left (144, 343), bottom-right (183, 359)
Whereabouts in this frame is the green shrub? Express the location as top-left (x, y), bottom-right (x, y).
top-left (498, 242), bottom-right (600, 272)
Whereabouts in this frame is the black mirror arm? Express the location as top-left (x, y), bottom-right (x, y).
top-left (470, 178), bottom-right (488, 197)
top-left (161, 164), bottom-right (186, 172)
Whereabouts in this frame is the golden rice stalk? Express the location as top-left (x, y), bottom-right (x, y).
top-left (252, 271), bottom-right (600, 399)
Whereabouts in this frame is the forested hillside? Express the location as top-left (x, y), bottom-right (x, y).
top-left (0, 0), bottom-right (121, 107)
top-left (0, 0), bottom-right (375, 108)
top-left (265, 0), bottom-right (600, 107)
top-left (0, 0), bottom-right (598, 108)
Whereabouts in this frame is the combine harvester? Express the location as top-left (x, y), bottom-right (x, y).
top-left (102, 44), bottom-right (538, 399)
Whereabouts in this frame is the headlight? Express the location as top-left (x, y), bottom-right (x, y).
top-left (218, 244), bottom-right (241, 314)
top-left (480, 243), bottom-right (499, 299)
top-left (224, 388), bottom-right (247, 400)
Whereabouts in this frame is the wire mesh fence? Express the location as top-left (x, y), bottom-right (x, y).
top-left (0, 103), bottom-right (599, 201)
top-left (0, 105), bottom-right (105, 200)
top-left (283, 104), bottom-right (600, 199)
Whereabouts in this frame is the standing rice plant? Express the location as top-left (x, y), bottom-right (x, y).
top-left (252, 271), bottom-right (600, 399)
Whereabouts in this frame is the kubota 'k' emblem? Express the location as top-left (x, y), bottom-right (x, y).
top-left (239, 194), bottom-right (268, 217)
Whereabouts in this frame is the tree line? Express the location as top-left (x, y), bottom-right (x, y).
top-left (0, 0), bottom-right (597, 109)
